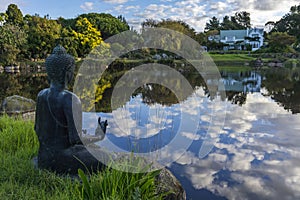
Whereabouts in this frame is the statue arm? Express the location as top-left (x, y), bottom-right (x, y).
top-left (64, 96), bottom-right (83, 145)
top-left (34, 89), bottom-right (46, 135)
top-left (81, 118), bottom-right (107, 145)
top-left (34, 95), bottom-right (40, 133)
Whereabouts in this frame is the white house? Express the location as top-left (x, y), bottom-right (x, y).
top-left (246, 28), bottom-right (264, 51)
top-left (211, 28), bottom-right (264, 51)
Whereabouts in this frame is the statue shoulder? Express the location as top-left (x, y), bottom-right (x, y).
top-left (62, 90), bottom-right (81, 105)
top-left (37, 88), bottom-right (50, 98)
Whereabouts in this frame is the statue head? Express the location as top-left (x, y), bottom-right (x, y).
top-left (45, 45), bottom-right (75, 87)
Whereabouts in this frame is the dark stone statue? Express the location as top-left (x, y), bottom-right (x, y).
top-left (34, 45), bottom-right (186, 199)
top-left (34, 45), bottom-right (107, 174)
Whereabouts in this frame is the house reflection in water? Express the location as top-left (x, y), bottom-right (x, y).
top-left (221, 71), bottom-right (262, 93)
top-left (205, 70), bottom-right (262, 106)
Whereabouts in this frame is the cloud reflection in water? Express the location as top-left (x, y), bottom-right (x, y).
top-left (82, 87), bottom-right (300, 199)
top-left (174, 92), bottom-right (300, 199)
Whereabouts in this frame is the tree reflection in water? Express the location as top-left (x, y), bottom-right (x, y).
top-left (1, 67), bottom-right (300, 114)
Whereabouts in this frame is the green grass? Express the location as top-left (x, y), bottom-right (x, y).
top-left (0, 115), bottom-right (165, 200)
top-left (207, 53), bottom-right (260, 70)
top-left (206, 53), bottom-right (255, 69)
top-left (209, 53), bottom-right (255, 62)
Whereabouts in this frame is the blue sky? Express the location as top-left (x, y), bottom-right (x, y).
top-left (1, 0), bottom-right (299, 32)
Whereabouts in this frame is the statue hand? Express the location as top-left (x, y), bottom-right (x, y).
top-left (97, 117), bottom-right (108, 134)
top-left (91, 117), bottom-right (108, 141)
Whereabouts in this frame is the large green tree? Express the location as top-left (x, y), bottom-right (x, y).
top-left (5, 4), bottom-right (23, 26)
top-left (59, 27), bottom-right (79, 57)
top-left (220, 11), bottom-right (251, 30)
top-left (141, 18), bottom-right (158, 29)
top-left (0, 23), bottom-right (27, 65)
top-left (220, 16), bottom-right (237, 30)
top-left (141, 19), bottom-right (196, 39)
top-left (268, 32), bottom-right (296, 53)
top-left (157, 19), bottom-right (196, 38)
top-left (205, 16), bottom-right (220, 32)
top-left (194, 32), bottom-right (207, 46)
top-left (234, 11), bottom-right (251, 29)
top-left (273, 4), bottom-right (300, 47)
top-left (24, 15), bottom-right (62, 59)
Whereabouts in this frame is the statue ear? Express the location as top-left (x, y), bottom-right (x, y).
top-left (66, 71), bottom-right (73, 84)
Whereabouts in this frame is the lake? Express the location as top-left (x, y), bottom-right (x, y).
top-left (1, 66), bottom-right (300, 199)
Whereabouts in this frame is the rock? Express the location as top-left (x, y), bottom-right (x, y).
top-left (110, 154), bottom-right (186, 199)
top-left (21, 111), bottom-right (36, 121)
top-left (157, 168), bottom-right (186, 200)
top-left (1, 95), bottom-right (36, 115)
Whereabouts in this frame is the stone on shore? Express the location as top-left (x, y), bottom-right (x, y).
top-left (157, 168), bottom-right (186, 200)
top-left (1, 95), bottom-right (36, 120)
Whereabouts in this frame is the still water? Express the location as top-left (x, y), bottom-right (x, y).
top-left (89, 68), bottom-right (300, 200)
top-left (1, 67), bottom-right (300, 199)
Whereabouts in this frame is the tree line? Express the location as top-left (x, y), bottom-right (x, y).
top-left (0, 3), bottom-right (299, 66)
top-left (204, 11), bottom-right (251, 31)
top-left (266, 4), bottom-right (300, 53)
top-left (0, 4), bottom-right (129, 65)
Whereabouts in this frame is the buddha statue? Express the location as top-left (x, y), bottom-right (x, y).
top-left (34, 45), bottom-right (107, 174)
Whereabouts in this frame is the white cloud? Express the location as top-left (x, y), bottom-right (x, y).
top-left (125, 5), bottom-right (140, 10)
top-left (123, 0), bottom-right (299, 32)
top-left (209, 1), bottom-right (229, 12)
top-left (102, 0), bottom-right (128, 4)
top-left (114, 5), bottom-right (124, 12)
top-left (133, 4), bottom-right (172, 21)
top-left (115, 5), bottom-right (140, 14)
top-left (80, 2), bottom-right (94, 11)
top-left (171, 92), bottom-right (300, 199)
top-left (181, 131), bottom-right (201, 140)
top-left (128, 1), bottom-right (208, 31)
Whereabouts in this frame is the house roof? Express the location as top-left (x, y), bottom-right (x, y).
top-left (220, 30), bottom-right (248, 40)
top-left (248, 28), bottom-right (264, 35)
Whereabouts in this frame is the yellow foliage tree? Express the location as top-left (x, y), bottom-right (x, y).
top-left (72, 17), bottom-right (103, 57)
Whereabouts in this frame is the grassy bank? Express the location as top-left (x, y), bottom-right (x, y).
top-left (108, 54), bottom-right (255, 71)
top-left (208, 53), bottom-right (255, 69)
top-left (209, 53), bottom-right (255, 62)
top-left (0, 116), bottom-right (164, 200)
